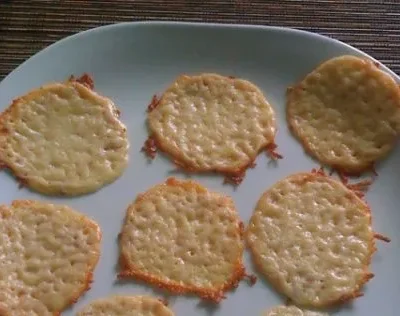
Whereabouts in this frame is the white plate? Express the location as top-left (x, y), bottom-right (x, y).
top-left (0, 22), bottom-right (399, 316)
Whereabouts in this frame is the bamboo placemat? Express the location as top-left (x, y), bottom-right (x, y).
top-left (1, 0), bottom-right (399, 79)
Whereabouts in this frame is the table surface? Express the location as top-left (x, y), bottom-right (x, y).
top-left (0, 0), bottom-right (399, 80)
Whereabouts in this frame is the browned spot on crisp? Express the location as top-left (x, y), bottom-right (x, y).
top-left (373, 61), bottom-right (380, 68)
top-left (346, 179), bottom-right (372, 198)
top-left (244, 273), bottom-right (257, 286)
top-left (71, 73), bottom-right (94, 90)
top-left (172, 159), bottom-right (197, 172)
top-left (265, 143), bottom-right (283, 160)
top-left (366, 272), bottom-right (375, 280)
top-left (147, 94), bottom-right (160, 112)
top-left (356, 191), bottom-right (365, 198)
top-left (104, 143), bottom-right (123, 151)
top-left (337, 170), bottom-right (349, 185)
top-left (374, 233), bottom-right (391, 243)
top-left (238, 222), bottom-right (245, 237)
top-left (331, 168), bottom-right (374, 197)
top-left (249, 161), bottom-right (256, 168)
top-left (228, 75), bottom-right (236, 79)
top-left (158, 298), bottom-right (169, 306)
top-left (16, 176), bottom-right (27, 189)
top-left (17, 289), bottom-right (26, 297)
top-left (311, 166), bottom-right (325, 176)
top-left (142, 136), bottom-right (158, 159)
top-left (11, 98), bottom-right (18, 107)
top-left (224, 171), bottom-right (246, 186)
top-left (199, 292), bottom-right (226, 302)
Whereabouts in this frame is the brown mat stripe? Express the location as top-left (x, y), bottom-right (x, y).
top-left (0, 0), bottom-right (399, 79)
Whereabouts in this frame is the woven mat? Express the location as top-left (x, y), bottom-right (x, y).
top-left (1, 0), bottom-right (400, 79)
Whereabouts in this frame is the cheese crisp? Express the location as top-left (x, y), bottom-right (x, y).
top-left (0, 200), bottom-right (101, 315)
top-left (146, 73), bottom-right (276, 182)
top-left (246, 172), bottom-right (375, 307)
top-left (77, 295), bottom-right (174, 316)
top-left (119, 178), bottom-right (245, 302)
top-left (287, 55), bottom-right (400, 173)
top-left (0, 76), bottom-right (129, 195)
top-left (263, 305), bottom-right (328, 316)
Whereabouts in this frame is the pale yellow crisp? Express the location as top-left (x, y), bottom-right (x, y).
top-left (0, 200), bottom-right (101, 315)
top-left (287, 55), bottom-right (400, 173)
top-left (247, 172), bottom-right (375, 307)
top-left (0, 81), bottom-right (129, 195)
top-left (263, 305), bottom-right (328, 316)
top-left (148, 73), bottom-right (276, 174)
top-left (119, 178), bottom-right (245, 302)
top-left (77, 295), bottom-right (174, 316)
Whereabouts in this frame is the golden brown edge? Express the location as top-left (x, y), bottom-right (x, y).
top-left (68, 73), bottom-right (95, 90)
top-left (245, 170), bottom-right (377, 308)
top-left (118, 177), bottom-right (246, 303)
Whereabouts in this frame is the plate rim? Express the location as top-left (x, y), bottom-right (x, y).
top-left (1, 21), bottom-right (399, 87)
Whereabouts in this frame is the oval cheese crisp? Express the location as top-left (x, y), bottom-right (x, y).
top-left (0, 200), bottom-right (101, 315)
top-left (119, 178), bottom-right (245, 302)
top-left (287, 55), bottom-right (400, 173)
top-left (77, 295), bottom-right (174, 316)
top-left (263, 305), bottom-right (328, 316)
top-left (246, 172), bottom-right (375, 307)
top-left (0, 78), bottom-right (129, 195)
top-left (147, 73), bottom-right (276, 178)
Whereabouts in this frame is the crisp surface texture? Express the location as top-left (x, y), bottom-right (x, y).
top-left (77, 295), bottom-right (174, 316)
top-left (0, 80), bottom-right (129, 195)
top-left (287, 55), bottom-right (400, 173)
top-left (246, 172), bottom-right (375, 307)
top-left (119, 177), bottom-right (245, 302)
top-left (0, 200), bottom-right (101, 315)
top-left (148, 73), bottom-right (276, 174)
top-left (263, 305), bottom-right (328, 316)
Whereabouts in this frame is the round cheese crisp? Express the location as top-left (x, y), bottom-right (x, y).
top-left (119, 177), bottom-right (245, 302)
top-left (0, 79), bottom-right (129, 195)
top-left (263, 305), bottom-right (328, 316)
top-left (77, 295), bottom-right (174, 316)
top-left (246, 172), bottom-right (375, 307)
top-left (0, 200), bottom-right (101, 316)
top-left (287, 55), bottom-right (400, 173)
top-left (147, 73), bottom-right (276, 177)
